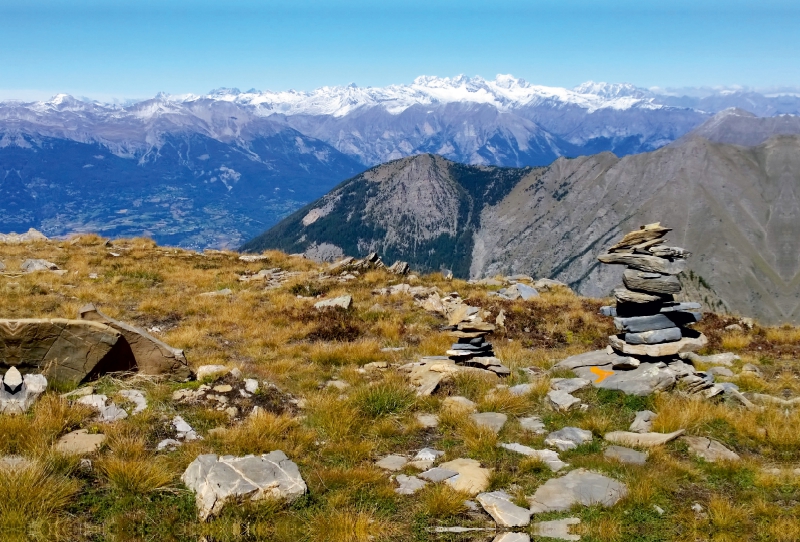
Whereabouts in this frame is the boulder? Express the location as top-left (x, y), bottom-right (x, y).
top-left (21, 259), bottom-right (60, 272)
top-left (0, 368), bottom-right (47, 414)
top-left (182, 452), bottom-right (307, 520)
top-left (477, 490), bottom-right (531, 527)
top-left (0, 318), bottom-right (129, 385)
top-left (528, 468), bottom-right (627, 513)
top-left (681, 437), bottom-right (740, 462)
top-left (604, 429), bottom-right (685, 447)
top-left (79, 304), bottom-right (192, 379)
top-left (570, 361), bottom-right (677, 396)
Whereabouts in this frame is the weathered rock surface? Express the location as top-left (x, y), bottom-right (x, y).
top-left (551, 378), bottom-right (591, 394)
top-left (21, 259), bottom-right (60, 272)
top-left (0, 318), bottom-right (127, 384)
top-left (528, 468), bottom-right (628, 513)
top-left (395, 474), bottom-right (427, 495)
top-left (79, 304), bottom-right (192, 379)
top-left (314, 295), bottom-right (352, 310)
top-left (605, 429), bottom-right (685, 447)
top-left (548, 390), bottom-right (581, 411)
top-left (196, 365), bottom-right (229, 381)
top-left (499, 443), bottom-right (567, 471)
top-left (55, 429), bottom-right (106, 455)
top-left (569, 358), bottom-right (677, 396)
top-left (419, 467), bottom-right (459, 482)
top-left (681, 352), bottom-right (740, 367)
top-left (470, 412), bottom-right (508, 434)
top-left (439, 458), bottom-right (491, 495)
top-left (629, 410), bottom-right (656, 433)
top-left (597, 253), bottom-right (686, 275)
top-left (624, 327), bottom-right (682, 345)
top-left (545, 427), bottom-right (593, 451)
top-left (182, 451), bottom-right (307, 520)
top-left (604, 445), bottom-right (648, 465)
top-left (376, 454), bottom-right (408, 471)
top-left (519, 416), bottom-right (547, 434)
top-left (477, 490), bottom-right (531, 527)
top-left (613, 312), bottom-right (701, 333)
top-left (682, 437), bottom-right (740, 462)
top-left (623, 269), bottom-right (682, 295)
top-left (609, 333), bottom-right (707, 357)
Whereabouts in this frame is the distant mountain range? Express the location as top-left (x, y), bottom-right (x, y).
top-left (244, 109), bottom-right (800, 324)
top-left (2, 75), bottom-right (800, 248)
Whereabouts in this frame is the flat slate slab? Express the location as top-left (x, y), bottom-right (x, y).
top-left (545, 427), bottom-right (593, 451)
top-left (182, 451), bottom-right (306, 520)
top-left (519, 416), bottom-right (547, 434)
top-left (419, 467), bottom-right (459, 482)
top-left (605, 429), bottom-right (685, 447)
top-left (439, 458), bottom-right (491, 495)
top-left (476, 490), bottom-right (531, 527)
top-left (375, 454), bottom-right (408, 471)
top-left (682, 436), bottom-right (740, 462)
top-left (605, 445), bottom-right (647, 465)
top-left (499, 443), bottom-right (567, 471)
top-left (528, 468), bottom-right (628, 513)
top-left (395, 474), bottom-right (427, 495)
top-left (470, 412), bottom-right (507, 434)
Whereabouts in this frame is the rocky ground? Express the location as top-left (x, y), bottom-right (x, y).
top-left (0, 234), bottom-right (798, 542)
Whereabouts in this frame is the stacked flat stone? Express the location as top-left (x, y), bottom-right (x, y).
top-left (598, 223), bottom-right (707, 358)
top-left (444, 321), bottom-right (510, 375)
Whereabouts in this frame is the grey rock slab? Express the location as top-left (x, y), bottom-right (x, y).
top-left (119, 390), bottom-right (147, 415)
top-left (21, 259), bottom-right (59, 272)
top-left (614, 312), bottom-right (701, 333)
top-left (708, 366), bottom-right (734, 377)
top-left (99, 404), bottom-right (128, 422)
top-left (625, 327), bottom-right (682, 345)
top-left (376, 454), bottom-right (408, 471)
top-left (519, 416), bottom-right (547, 434)
top-left (476, 490), bottom-right (531, 527)
top-left (508, 283), bottom-right (539, 301)
top-left (173, 415), bottom-right (200, 441)
top-left (623, 269), bottom-right (682, 295)
top-left (605, 429), bottom-right (685, 447)
top-left (499, 443), bottom-right (567, 471)
top-left (555, 349), bottom-right (618, 371)
top-left (571, 362), bottom-right (677, 396)
top-left (528, 468), bottom-right (628, 513)
top-left (611, 356), bottom-right (640, 369)
top-left (604, 445), bottom-right (647, 465)
top-left (609, 333), bottom-right (707, 358)
top-left (182, 451), bottom-right (307, 520)
top-left (395, 474), bottom-right (427, 495)
top-left (599, 305), bottom-right (617, 317)
top-left (548, 390), bottom-right (581, 412)
top-left (551, 377), bottom-right (591, 394)
top-left (545, 427), bottom-right (593, 451)
top-left (418, 467), bottom-right (459, 482)
top-left (314, 295), bottom-right (352, 310)
top-left (614, 287), bottom-right (668, 304)
top-left (55, 429), bottom-right (105, 455)
top-left (532, 518), bottom-right (581, 541)
top-left (629, 410), bottom-right (656, 433)
top-left (509, 383), bottom-right (534, 396)
top-left (682, 437), bottom-right (740, 462)
top-left (660, 302), bottom-right (702, 313)
top-left (598, 252), bottom-right (686, 275)
top-left (470, 412), bottom-right (508, 434)
top-left (682, 352), bottom-right (740, 367)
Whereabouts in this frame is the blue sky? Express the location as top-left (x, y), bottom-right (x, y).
top-left (1, 0), bottom-right (798, 100)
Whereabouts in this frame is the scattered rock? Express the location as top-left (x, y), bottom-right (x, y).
top-left (21, 259), bottom-right (60, 272)
top-left (415, 413), bottom-right (439, 428)
top-left (551, 378), bottom-right (591, 394)
top-left (708, 367), bottom-right (734, 377)
top-left (439, 458), bottom-right (491, 495)
top-left (314, 295), bottom-right (352, 310)
top-left (548, 390), bottom-right (581, 412)
top-left (499, 443), bottom-right (567, 471)
top-left (442, 396), bottom-right (478, 412)
top-left (604, 429), bottom-right (685, 447)
top-left (199, 288), bottom-right (233, 297)
top-left (196, 365), bottom-right (229, 381)
top-left (528, 468), bottom-right (627, 513)
top-left (724, 324), bottom-right (743, 332)
top-left (244, 379), bottom-right (259, 394)
top-left (182, 451), bottom-right (307, 520)
top-left (119, 390), bottom-right (147, 415)
top-left (477, 490), bottom-right (531, 527)
top-left (173, 416), bottom-right (200, 441)
top-left (629, 410), bottom-right (656, 433)
top-left (77, 394), bottom-right (128, 422)
top-left (61, 386), bottom-right (95, 399)
top-left (55, 429), bottom-right (105, 455)
top-left (604, 445), bottom-right (647, 465)
top-left (519, 416), bottom-right (547, 434)
top-left (418, 467), bottom-right (459, 482)
top-left (545, 427), bottom-right (593, 451)
top-left (325, 379), bottom-right (350, 391)
top-left (470, 412), bottom-right (507, 434)
top-left (394, 474), bottom-right (427, 494)
top-left (681, 437), bottom-right (740, 462)
top-left (156, 438), bottom-right (181, 451)
top-left (376, 454), bottom-right (408, 471)
top-left (741, 364), bottom-right (763, 378)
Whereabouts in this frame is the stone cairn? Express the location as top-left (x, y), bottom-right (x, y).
top-left (598, 223), bottom-right (708, 360)
top-left (444, 321), bottom-right (509, 376)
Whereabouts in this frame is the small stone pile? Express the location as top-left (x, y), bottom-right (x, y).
top-left (598, 223), bottom-right (707, 359)
top-left (446, 321), bottom-right (496, 362)
top-left (328, 253), bottom-right (410, 276)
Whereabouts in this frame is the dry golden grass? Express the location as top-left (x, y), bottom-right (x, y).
top-left (0, 236), bottom-right (797, 540)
